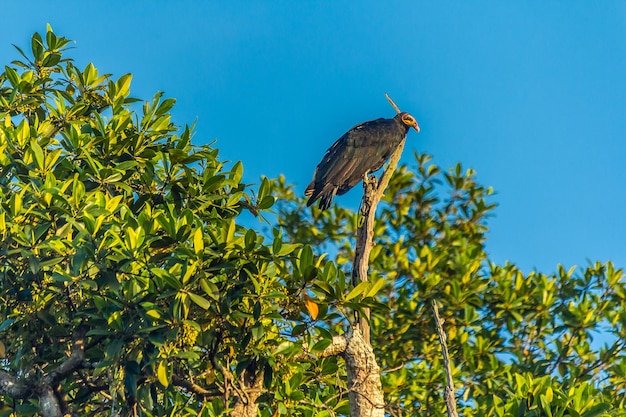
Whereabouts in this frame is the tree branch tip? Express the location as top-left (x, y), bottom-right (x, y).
top-left (385, 93), bottom-right (402, 114)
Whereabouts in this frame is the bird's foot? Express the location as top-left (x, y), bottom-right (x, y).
top-left (362, 171), bottom-right (378, 190)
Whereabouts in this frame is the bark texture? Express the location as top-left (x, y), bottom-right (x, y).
top-left (344, 328), bottom-right (385, 417)
top-left (347, 131), bottom-right (407, 416)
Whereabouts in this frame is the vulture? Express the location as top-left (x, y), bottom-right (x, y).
top-left (305, 112), bottom-right (420, 210)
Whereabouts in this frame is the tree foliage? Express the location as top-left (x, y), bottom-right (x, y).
top-left (0, 26), bottom-right (317, 416)
top-left (275, 156), bottom-right (626, 416)
top-left (0, 27), bottom-right (625, 417)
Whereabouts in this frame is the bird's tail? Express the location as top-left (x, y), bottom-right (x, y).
top-left (305, 182), bottom-right (336, 210)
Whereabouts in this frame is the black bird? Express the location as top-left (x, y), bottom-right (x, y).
top-left (305, 112), bottom-right (420, 210)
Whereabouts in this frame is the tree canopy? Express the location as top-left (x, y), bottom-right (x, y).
top-left (0, 27), bottom-right (625, 417)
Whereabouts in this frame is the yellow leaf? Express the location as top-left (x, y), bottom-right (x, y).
top-left (0, 341), bottom-right (5, 358)
top-left (193, 228), bottom-right (204, 254)
top-left (157, 361), bottom-right (169, 387)
top-left (304, 296), bottom-right (319, 320)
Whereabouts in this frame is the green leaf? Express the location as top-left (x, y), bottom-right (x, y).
top-left (299, 245), bottom-right (313, 270)
top-left (251, 322), bottom-right (264, 340)
top-left (86, 329), bottom-right (112, 336)
top-left (244, 229), bottom-right (257, 251)
top-left (156, 97), bottom-right (176, 116)
top-left (4, 65), bottom-right (20, 87)
top-left (31, 32), bottom-right (44, 61)
top-left (277, 243), bottom-right (301, 256)
top-left (16, 119), bottom-right (30, 146)
top-left (230, 161), bottom-right (243, 184)
top-left (289, 390), bottom-right (304, 401)
top-left (200, 278), bottom-right (219, 301)
top-left (29, 140), bottom-right (44, 170)
top-left (258, 195), bottom-right (275, 209)
top-left (311, 338), bottom-right (331, 352)
top-left (115, 73), bottom-right (132, 98)
top-left (272, 233), bottom-right (282, 255)
top-left (364, 277), bottom-right (386, 298)
top-left (151, 268), bottom-right (181, 290)
top-left (345, 281), bottom-right (370, 301)
top-left (581, 403), bottom-right (611, 417)
top-left (187, 292), bottom-right (211, 310)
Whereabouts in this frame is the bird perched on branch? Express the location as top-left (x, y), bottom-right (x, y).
top-left (305, 112), bottom-right (420, 210)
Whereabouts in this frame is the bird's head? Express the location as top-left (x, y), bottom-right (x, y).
top-left (399, 112), bottom-right (420, 133)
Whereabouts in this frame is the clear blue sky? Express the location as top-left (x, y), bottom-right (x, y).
top-left (3, 1), bottom-right (626, 273)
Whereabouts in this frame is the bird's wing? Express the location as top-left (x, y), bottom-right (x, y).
top-left (313, 119), bottom-right (395, 193)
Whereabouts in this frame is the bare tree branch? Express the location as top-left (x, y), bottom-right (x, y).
top-left (38, 385), bottom-right (63, 417)
top-left (171, 375), bottom-right (221, 398)
top-left (293, 335), bottom-right (348, 362)
top-left (0, 370), bottom-right (29, 398)
top-left (431, 300), bottom-right (459, 417)
top-left (231, 367), bottom-right (264, 417)
top-left (0, 328), bottom-right (90, 417)
top-left (345, 94), bottom-right (411, 417)
top-left (319, 335), bottom-right (348, 358)
top-left (43, 327), bottom-right (88, 386)
top-left (385, 93), bottom-right (402, 114)
top-left (351, 137), bottom-right (407, 344)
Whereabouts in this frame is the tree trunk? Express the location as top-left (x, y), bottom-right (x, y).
top-left (344, 328), bottom-right (385, 417)
top-left (230, 369), bottom-right (263, 417)
top-left (348, 137), bottom-right (407, 416)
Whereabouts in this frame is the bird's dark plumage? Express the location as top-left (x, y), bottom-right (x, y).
top-left (305, 112), bottom-right (419, 210)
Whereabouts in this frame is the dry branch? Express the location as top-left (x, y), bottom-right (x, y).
top-left (351, 93), bottom-right (405, 344)
top-left (171, 375), bottom-right (221, 398)
top-left (345, 93), bottom-right (409, 417)
top-left (351, 137), bottom-right (407, 344)
top-left (385, 93), bottom-right (402, 114)
top-left (431, 300), bottom-right (459, 417)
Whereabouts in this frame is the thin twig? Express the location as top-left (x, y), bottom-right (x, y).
top-left (171, 375), bottom-right (221, 398)
top-left (431, 300), bottom-right (459, 417)
top-left (385, 93), bottom-right (402, 114)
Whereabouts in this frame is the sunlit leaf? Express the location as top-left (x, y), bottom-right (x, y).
top-left (187, 292), bottom-right (211, 310)
top-left (304, 296), bottom-right (319, 320)
top-left (345, 281), bottom-right (369, 302)
top-left (157, 361), bottom-right (169, 387)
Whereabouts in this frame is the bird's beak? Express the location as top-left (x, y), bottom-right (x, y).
top-left (413, 122), bottom-right (420, 133)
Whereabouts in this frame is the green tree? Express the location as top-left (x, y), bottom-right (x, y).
top-left (1, 27), bottom-right (626, 417)
top-left (274, 158), bottom-right (626, 416)
top-left (0, 26), bottom-right (326, 417)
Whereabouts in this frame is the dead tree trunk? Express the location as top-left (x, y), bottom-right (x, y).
top-left (347, 133), bottom-right (407, 416)
top-left (345, 327), bottom-right (385, 417)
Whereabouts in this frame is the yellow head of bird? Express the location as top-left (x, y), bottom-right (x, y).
top-left (400, 112), bottom-right (420, 133)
